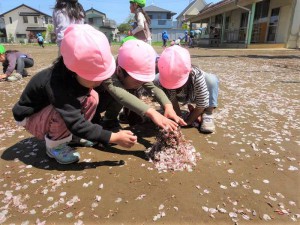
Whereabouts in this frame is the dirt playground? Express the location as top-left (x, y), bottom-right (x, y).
top-left (0, 44), bottom-right (299, 225)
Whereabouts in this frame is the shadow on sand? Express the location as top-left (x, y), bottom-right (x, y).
top-left (1, 137), bottom-right (147, 171)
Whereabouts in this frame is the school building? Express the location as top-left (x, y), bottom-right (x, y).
top-left (188, 0), bottom-right (300, 48)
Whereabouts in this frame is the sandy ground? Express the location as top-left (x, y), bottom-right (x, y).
top-left (0, 44), bottom-right (299, 225)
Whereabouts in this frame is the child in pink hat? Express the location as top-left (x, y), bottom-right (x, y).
top-left (157, 45), bottom-right (219, 133)
top-left (96, 39), bottom-right (186, 131)
top-left (12, 24), bottom-right (137, 164)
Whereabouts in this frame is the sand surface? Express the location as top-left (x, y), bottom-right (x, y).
top-left (0, 44), bottom-right (299, 225)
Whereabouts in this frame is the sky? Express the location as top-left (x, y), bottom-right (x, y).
top-left (0, 0), bottom-right (220, 25)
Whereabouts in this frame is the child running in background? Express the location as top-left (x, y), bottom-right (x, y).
top-left (95, 39), bottom-right (186, 131)
top-left (129, 0), bottom-right (152, 44)
top-left (53, 0), bottom-right (85, 50)
top-left (162, 31), bottom-right (169, 48)
top-left (37, 33), bottom-right (45, 48)
top-left (157, 45), bottom-right (219, 133)
top-left (0, 45), bottom-right (34, 82)
top-left (12, 24), bottom-right (137, 164)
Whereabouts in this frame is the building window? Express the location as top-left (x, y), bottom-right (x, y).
top-left (254, 0), bottom-right (270, 21)
top-left (88, 18), bottom-right (94, 25)
top-left (215, 14), bottom-right (223, 27)
top-left (240, 12), bottom-right (248, 28)
top-left (158, 20), bottom-right (166, 25)
top-left (225, 16), bottom-right (230, 29)
top-left (9, 17), bottom-right (12, 24)
top-left (44, 17), bottom-right (49, 24)
top-left (23, 16), bottom-right (28, 23)
top-left (34, 17), bottom-right (38, 23)
top-left (16, 34), bottom-right (27, 38)
top-left (267, 7), bottom-right (280, 42)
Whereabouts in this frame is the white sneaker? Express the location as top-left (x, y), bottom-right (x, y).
top-left (7, 73), bottom-right (22, 82)
top-left (200, 113), bottom-right (215, 133)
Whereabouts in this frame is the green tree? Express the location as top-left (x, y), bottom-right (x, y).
top-left (117, 23), bottom-right (131, 34)
top-left (182, 23), bottom-right (189, 30)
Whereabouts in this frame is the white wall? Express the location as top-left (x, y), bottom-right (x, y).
top-left (268, 0), bottom-right (293, 43)
top-left (287, 0), bottom-right (300, 48)
top-left (4, 5), bottom-right (45, 41)
top-left (276, 5), bottom-right (291, 43)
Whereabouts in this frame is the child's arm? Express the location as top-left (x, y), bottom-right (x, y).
top-left (143, 82), bottom-right (186, 126)
top-left (185, 68), bottom-right (209, 125)
top-left (170, 99), bottom-right (182, 116)
top-left (131, 12), bottom-right (145, 35)
top-left (145, 108), bottom-right (178, 130)
top-left (4, 54), bottom-right (17, 76)
top-left (185, 106), bottom-right (205, 126)
top-left (102, 78), bottom-right (179, 130)
top-left (0, 74), bottom-right (8, 79)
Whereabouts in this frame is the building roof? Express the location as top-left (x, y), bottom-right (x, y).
top-left (85, 7), bottom-right (106, 16)
top-left (189, 0), bottom-right (258, 22)
top-left (198, 0), bottom-right (233, 15)
top-left (176, 0), bottom-right (197, 19)
top-left (144, 5), bottom-right (176, 16)
top-left (0, 4), bottom-right (51, 17)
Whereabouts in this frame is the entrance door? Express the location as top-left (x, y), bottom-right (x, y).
top-left (267, 7), bottom-right (280, 42)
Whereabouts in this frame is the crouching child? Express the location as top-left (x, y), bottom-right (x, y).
top-left (12, 24), bottom-right (137, 164)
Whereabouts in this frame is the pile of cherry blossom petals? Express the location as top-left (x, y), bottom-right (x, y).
top-left (145, 127), bottom-right (201, 172)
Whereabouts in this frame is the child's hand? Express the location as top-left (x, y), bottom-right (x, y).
top-left (164, 104), bottom-right (187, 126)
top-left (0, 74), bottom-right (8, 80)
top-left (145, 108), bottom-right (178, 131)
top-left (185, 104), bottom-right (202, 127)
top-left (110, 130), bottom-right (137, 148)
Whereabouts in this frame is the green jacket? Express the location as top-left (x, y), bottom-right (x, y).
top-left (102, 74), bottom-right (170, 116)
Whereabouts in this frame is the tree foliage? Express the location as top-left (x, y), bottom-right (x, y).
top-left (117, 23), bottom-right (131, 34)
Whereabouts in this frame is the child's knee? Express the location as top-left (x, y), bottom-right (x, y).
top-left (205, 73), bottom-right (219, 88)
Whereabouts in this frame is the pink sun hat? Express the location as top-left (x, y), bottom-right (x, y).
top-left (118, 39), bottom-right (156, 82)
top-left (61, 24), bottom-right (115, 81)
top-left (158, 45), bottom-right (191, 89)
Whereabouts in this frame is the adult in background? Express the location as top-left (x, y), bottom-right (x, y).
top-left (53, 0), bottom-right (85, 52)
top-left (0, 45), bottom-right (34, 82)
top-left (129, 0), bottom-right (152, 45)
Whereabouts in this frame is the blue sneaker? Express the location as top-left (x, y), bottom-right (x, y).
top-left (46, 143), bottom-right (80, 164)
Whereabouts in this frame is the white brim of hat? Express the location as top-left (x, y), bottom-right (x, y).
top-left (127, 71), bottom-right (156, 82)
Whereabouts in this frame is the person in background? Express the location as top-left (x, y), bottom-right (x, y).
top-left (157, 45), bottom-right (219, 133)
top-left (0, 45), bottom-right (34, 82)
top-left (184, 30), bottom-right (188, 44)
top-left (121, 36), bottom-right (137, 45)
top-left (162, 31), bottom-right (169, 48)
top-left (37, 33), bottom-right (45, 48)
top-left (128, 0), bottom-right (152, 44)
top-left (170, 36), bottom-right (182, 46)
top-left (53, 0), bottom-right (85, 51)
top-left (12, 24), bottom-right (137, 165)
top-left (94, 39), bottom-right (186, 131)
